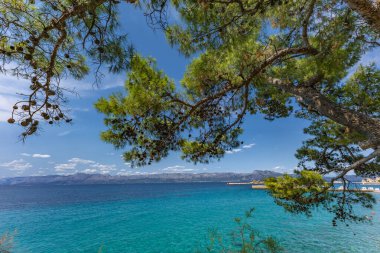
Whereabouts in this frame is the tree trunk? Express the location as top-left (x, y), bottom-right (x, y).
top-left (345, 0), bottom-right (380, 34)
top-left (269, 78), bottom-right (380, 149)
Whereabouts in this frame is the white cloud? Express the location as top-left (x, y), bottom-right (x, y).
top-left (117, 170), bottom-right (159, 176)
top-left (21, 153), bottom-right (51, 158)
top-left (54, 157), bottom-right (118, 175)
top-left (0, 159), bottom-right (32, 171)
top-left (32, 154), bottom-right (51, 158)
top-left (271, 166), bottom-right (291, 173)
top-left (89, 163), bottom-right (117, 174)
top-left (83, 168), bottom-right (98, 174)
top-left (68, 158), bottom-right (95, 164)
top-left (242, 143), bottom-right (256, 149)
top-left (116, 169), bottom-right (158, 176)
top-left (54, 163), bottom-right (77, 172)
top-left (55, 157), bottom-right (95, 172)
top-left (225, 144), bottom-right (254, 154)
top-left (225, 148), bottom-right (242, 154)
top-left (163, 165), bottom-right (185, 170)
top-left (162, 165), bottom-right (195, 173)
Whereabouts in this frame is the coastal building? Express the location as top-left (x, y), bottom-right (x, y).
top-left (362, 177), bottom-right (380, 184)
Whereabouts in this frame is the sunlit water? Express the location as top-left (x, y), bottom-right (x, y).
top-left (0, 183), bottom-right (379, 252)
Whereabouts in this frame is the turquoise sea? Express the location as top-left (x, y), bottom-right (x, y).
top-left (0, 183), bottom-right (379, 253)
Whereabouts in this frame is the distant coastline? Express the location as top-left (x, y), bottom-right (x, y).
top-left (0, 171), bottom-right (364, 186)
top-left (0, 170), bottom-right (284, 186)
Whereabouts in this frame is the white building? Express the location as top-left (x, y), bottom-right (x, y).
top-left (362, 177), bottom-right (380, 184)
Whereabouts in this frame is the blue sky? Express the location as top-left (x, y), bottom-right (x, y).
top-left (0, 4), bottom-right (379, 178)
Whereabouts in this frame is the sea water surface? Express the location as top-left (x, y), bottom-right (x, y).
top-left (0, 183), bottom-right (379, 253)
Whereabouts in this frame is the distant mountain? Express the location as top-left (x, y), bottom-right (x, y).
top-left (0, 170), bottom-right (283, 185)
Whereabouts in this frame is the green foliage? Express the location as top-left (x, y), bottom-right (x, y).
top-left (1, 0), bottom-right (133, 138)
top-left (286, 117), bottom-right (379, 223)
top-left (1, 0), bottom-right (379, 231)
top-left (96, 52), bottom-right (247, 166)
top-left (265, 170), bottom-right (330, 216)
top-left (95, 0), bottom-right (380, 223)
top-left (265, 170), bottom-right (376, 224)
top-left (95, 55), bottom-right (179, 166)
top-left (196, 208), bottom-right (283, 253)
top-left (333, 64), bottom-right (380, 118)
top-left (295, 119), bottom-right (368, 174)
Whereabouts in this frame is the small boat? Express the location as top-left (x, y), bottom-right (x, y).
top-left (361, 187), bottom-right (368, 191)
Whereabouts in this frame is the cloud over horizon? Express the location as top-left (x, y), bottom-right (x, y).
top-left (32, 154), bottom-right (51, 158)
top-left (242, 143), bottom-right (255, 149)
top-left (0, 159), bottom-right (32, 172)
top-left (225, 148), bottom-right (243, 154)
top-left (54, 157), bottom-right (120, 175)
top-left (161, 165), bottom-right (207, 173)
top-left (21, 153), bottom-right (51, 158)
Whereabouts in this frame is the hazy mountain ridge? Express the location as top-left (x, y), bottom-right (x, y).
top-left (0, 170), bottom-right (283, 185)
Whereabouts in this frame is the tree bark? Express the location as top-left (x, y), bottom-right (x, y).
top-left (331, 148), bottom-right (380, 182)
top-left (268, 77), bottom-right (380, 149)
top-left (345, 0), bottom-right (380, 34)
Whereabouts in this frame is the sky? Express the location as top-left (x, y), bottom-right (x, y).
top-left (0, 4), bottom-right (379, 178)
